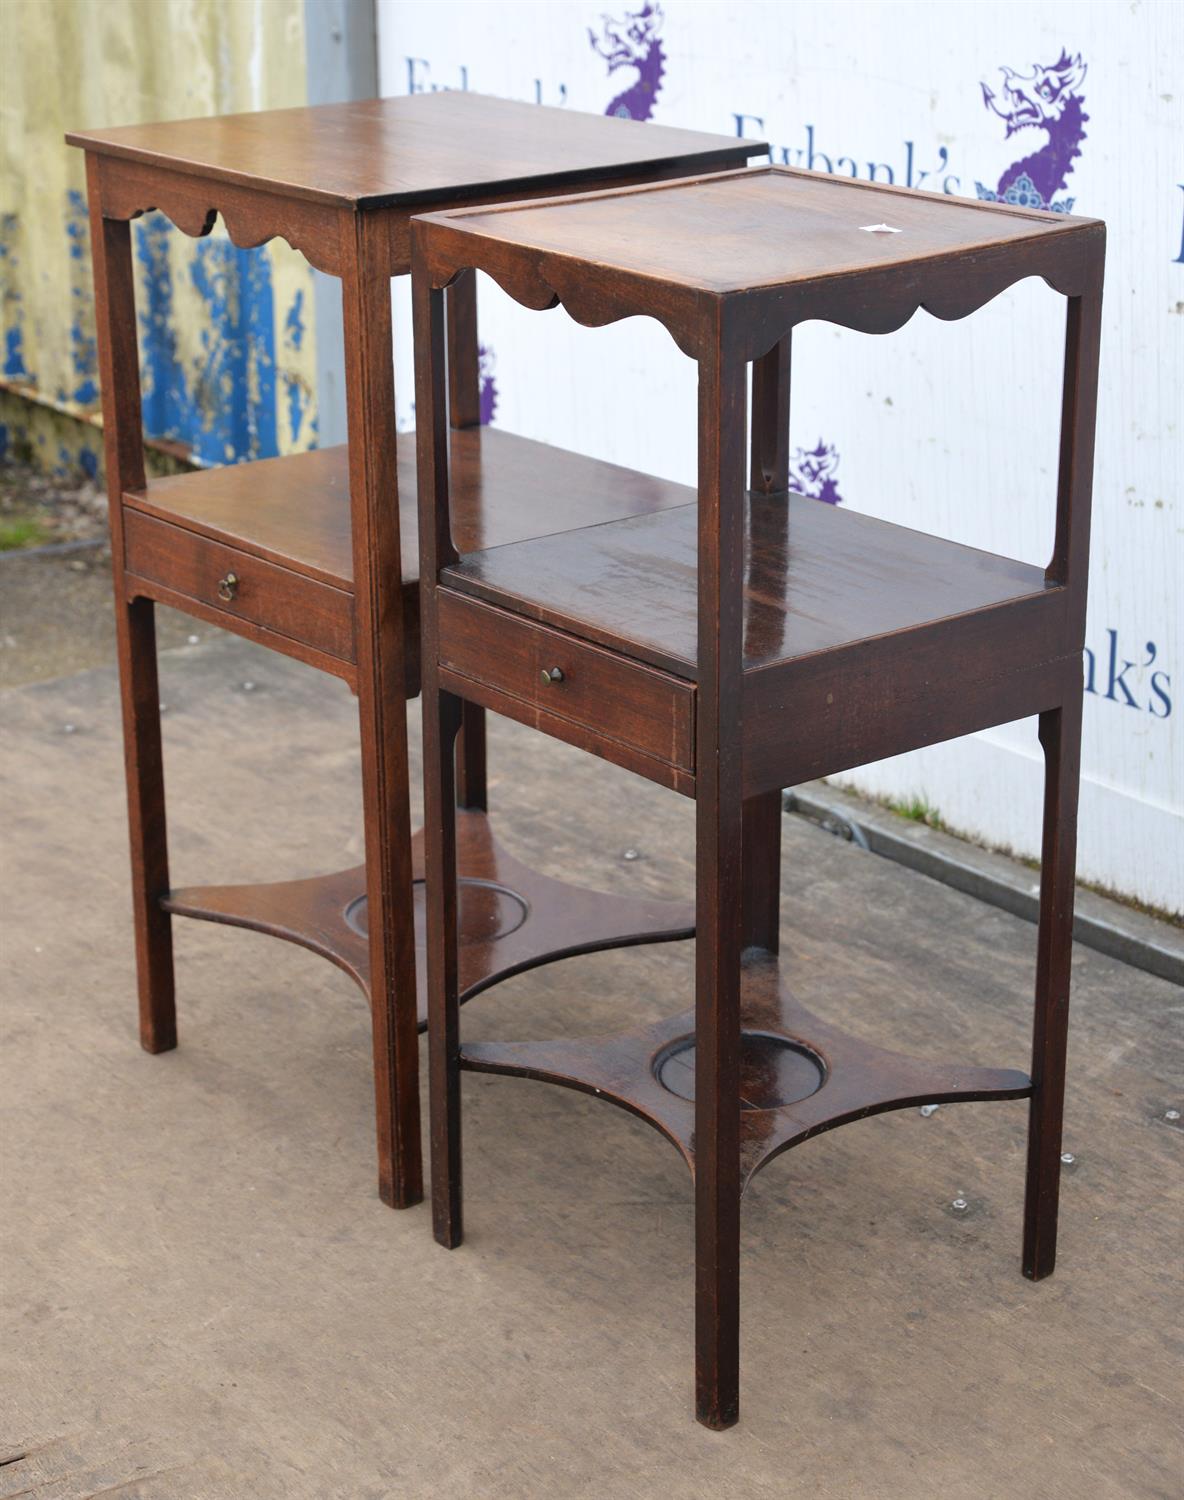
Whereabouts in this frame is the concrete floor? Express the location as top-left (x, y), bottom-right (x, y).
top-left (2, 630), bottom-right (1181, 1499)
top-left (0, 546), bottom-right (214, 690)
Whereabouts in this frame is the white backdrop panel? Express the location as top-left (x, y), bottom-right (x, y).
top-left (379, 0), bottom-right (1182, 913)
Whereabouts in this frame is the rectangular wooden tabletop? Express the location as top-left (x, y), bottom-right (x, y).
top-left (66, 92), bottom-right (759, 210)
top-left (421, 165), bottom-right (1099, 293)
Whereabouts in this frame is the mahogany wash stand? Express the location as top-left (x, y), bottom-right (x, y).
top-left (67, 93), bottom-right (761, 1210)
top-left (413, 167), bottom-right (1104, 1426)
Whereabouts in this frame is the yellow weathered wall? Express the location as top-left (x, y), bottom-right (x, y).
top-left (0, 0), bottom-right (317, 476)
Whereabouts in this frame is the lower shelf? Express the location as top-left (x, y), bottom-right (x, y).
top-left (461, 950), bottom-right (1032, 1188)
top-left (162, 810), bottom-right (694, 1029)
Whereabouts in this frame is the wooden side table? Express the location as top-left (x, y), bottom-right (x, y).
top-left (67, 93), bottom-right (760, 1211)
top-left (413, 167), bottom-right (1104, 1426)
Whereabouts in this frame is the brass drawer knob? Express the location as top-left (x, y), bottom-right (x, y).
top-left (217, 571), bottom-right (239, 602)
top-left (540, 666), bottom-right (565, 685)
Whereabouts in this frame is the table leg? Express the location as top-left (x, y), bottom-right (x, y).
top-left (695, 777), bottom-right (744, 1430)
top-left (118, 598), bottom-right (175, 1055)
top-left (426, 685), bottom-right (465, 1248)
top-left (694, 343), bottom-right (747, 1429)
top-left (1024, 273), bottom-right (1100, 1276)
top-left (741, 334), bottom-right (791, 955)
top-left (749, 331), bottom-right (790, 497)
top-left (86, 175), bottom-right (176, 1056)
top-left (1023, 680), bottom-right (1083, 1279)
top-left (446, 269), bottom-right (488, 812)
top-left (341, 214), bottom-right (422, 1209)
top-left (742, 793), bottom-right (781, 955)
top-left (455, 703), bottom-right (487, 812)
top-left (418, 269), bottom-right (467, 1248)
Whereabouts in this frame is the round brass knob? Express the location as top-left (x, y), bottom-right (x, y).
top-left (540, 666), bottom-right (565, 685)
top-left (217, 572), bottom-right (239, 602)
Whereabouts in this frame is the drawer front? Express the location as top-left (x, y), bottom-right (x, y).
top-left (438, 591), bottom-right (694, 775)
top-left (124, 509), bottom-right (355, 663)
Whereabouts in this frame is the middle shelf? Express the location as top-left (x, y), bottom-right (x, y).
top-left (119, 427), bottom-right (694, 680)
top-left (442, 489), bottom-right (1052, 679)
top-left (435, 481), bottom-right (1064, 796)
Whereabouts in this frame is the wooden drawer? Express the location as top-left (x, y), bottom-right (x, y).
top-left (437, 590), bottom-right (695, 785)
top-left (123, 508), bottom-right (355, 664)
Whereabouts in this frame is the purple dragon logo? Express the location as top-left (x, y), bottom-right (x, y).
top-left (588, 2), bottom-right (665, 122)
top-left (478, 343), bottom-right (497, 425)
top-left (789, 440), bottom-right (844, 506)
top-left (974, 51), bottom-right (1088, 213)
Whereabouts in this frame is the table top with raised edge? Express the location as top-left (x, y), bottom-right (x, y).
top-left (65, 91), bottom-right (762, 211)
top-left (415, 163), bottom-right (1101, 294)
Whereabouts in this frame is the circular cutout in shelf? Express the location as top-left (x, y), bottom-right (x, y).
top-left (654, 1032), bottom-right (825, 1111)
top-left (345, 878), bottom-right (528, 947)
